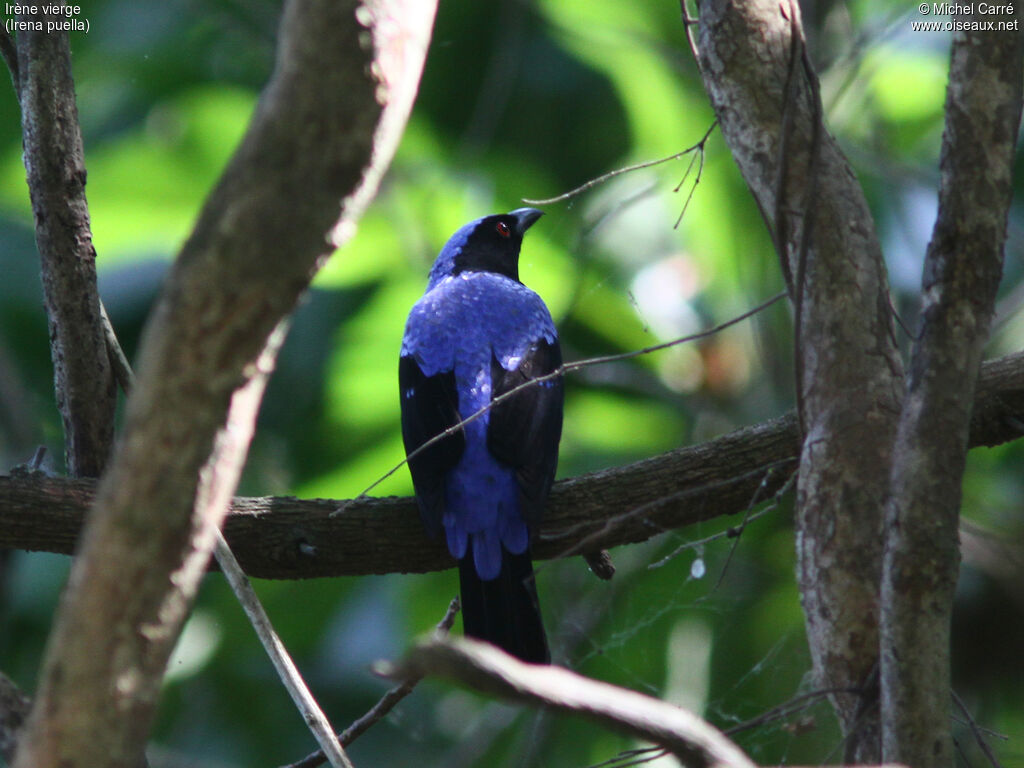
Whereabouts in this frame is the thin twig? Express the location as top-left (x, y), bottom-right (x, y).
top-left (792, 10), bottom-right (824, 444)
top-left (586, 746), bottom-right (670, 768)
top-left (672, 136), bottom-right (709, 230)
top-left (772, 6), bottom-right (802, 299)
top-left (214, 532), bottom-right (353, 768)
top-left (724, 686), bottom-right (862, 738)
top-left (340, 290), bottom-right (787, 507)
top-left (588, 685), bottom-right (864, 768)
top-left (99, 299), bottom-right (135, 395)
top-left (775, 0), bottom-right (812, 441)
top-left (281, 599), bottom-right (461, 768)
top-left (543, 457), bottom-right (798, 573)
top-left (679, 0), bottom-right (701, 64)
top-left (952, 689), bottom-right (1004, 768)
top-left (646, 466), bottom-right (795, 571)
top-left (711, 466), bottom-right (797, 591)
top-left (888, 294), bottom-right (917, 341)
top-left (522, 121), bottom-right (717, 206)
top-left (0, 26), bottom-right (18, 95)
top-left (28, 445), bottom-right (47, 471)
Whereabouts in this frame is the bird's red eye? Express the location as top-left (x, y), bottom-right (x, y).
top-left (495, 221), bottom-right (511, 238)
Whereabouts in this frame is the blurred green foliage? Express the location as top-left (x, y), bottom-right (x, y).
top-left (1, 0), bottom-right (1022, 766)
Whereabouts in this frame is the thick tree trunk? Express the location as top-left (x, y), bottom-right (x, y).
top-left (11, 2), bottom-right (435, 767)
top-left (880, 11), bottom-right (1023, 767)
top-left (696, 1), bottom-right (903, 760)
top-left (695, 1), bottom-right (1024, 764)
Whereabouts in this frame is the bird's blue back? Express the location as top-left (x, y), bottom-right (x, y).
top-left (400, 208), bottom-right (559, 663)
top-left (401, 269), bottom-right (558, 579)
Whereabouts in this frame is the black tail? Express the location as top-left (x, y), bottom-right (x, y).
top-left (458, 546), bottom-right (549, 664)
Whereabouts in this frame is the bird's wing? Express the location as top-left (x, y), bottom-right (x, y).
top-left (399, 355), bottom-right (465, 537)
top-left (487, 338), bottom-right (564, 526)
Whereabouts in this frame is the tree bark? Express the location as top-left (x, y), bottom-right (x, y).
top-left (391, 637), bottom-right (758, 768)
top-left (696, 1), bottom-right (904, 760)
top-left (15, 10), bottom-right (115, 478)
top-left (2, 350), bottom-right (1021, 579)
top-left (0, 672), bottom-right (30, 765)
top-left (880, 11), bottom-right (1023, 767)
top-left (11, 2), bottom-right (435, 767)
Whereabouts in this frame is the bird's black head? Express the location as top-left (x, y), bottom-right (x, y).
top-left (448, 208), bottom-right (543, 282)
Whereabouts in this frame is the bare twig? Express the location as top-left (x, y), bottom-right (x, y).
top-left (590, 684), bottom-right (876, 768)
top-left (646, 465), bottom-right (795, 571)
top-left (0, 26), bottom-right (18, 93)
top-left (282, 599), bottom-right (461, 768)
top-left (384, 636), bottom-right (758, 768)
top-left (724, 686), bottom-right (861, 738)
top-left (679, 0), bottom-right (701, 64)
top-left (28, 445), bottom-right (47, 471)
top-left (588, 746), bottom-right (671, 768)
top-left (951, 690), bottom-right (1003, 768)
top-left (711, 467), bottom-right (797, 590)
top-left (215, 532), bottom-right (353, 768)
top-left (99, 300), bottom-right (135, 395)
top-left (522, 121), bottom-right (717, 206)
top-left (672, 135), bottom-right (710, 229)
top-left (773, 0), bottom-right (823, 441)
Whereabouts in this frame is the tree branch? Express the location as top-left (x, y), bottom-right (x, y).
top-left (0, 672), bottom-right (30, 765)
top-left (384, 637), bottom-right (758, 768)
top-left (214, 531), bottom-right (353, 768)
top-left (281, 599), bottom-right (460, 768)
top-left (11, 2), bottom-right (436, 767)
top-left (3, 351), bottom-right (1021, 579)
top-left (696, 1), bottom-right (904, 759)
top-left (15, 10), bottom-right (116, 477)
top-left (0, 26), bottom-right (18, 92)
top-left (880, 12), bottom-right (1024, 768)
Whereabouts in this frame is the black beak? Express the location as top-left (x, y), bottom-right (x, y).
top-left (509, 207), bottom-right (544, 236)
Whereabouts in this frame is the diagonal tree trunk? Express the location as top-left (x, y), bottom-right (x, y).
top-left (694, 0), bottom-right (903, 760)
top-left (11, 2), bottom-right (436, 767)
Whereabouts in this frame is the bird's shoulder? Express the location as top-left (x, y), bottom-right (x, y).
top-left (405, 272), bottom-right (555, 337)
top-left (402, 272), bottom-right (557, 373)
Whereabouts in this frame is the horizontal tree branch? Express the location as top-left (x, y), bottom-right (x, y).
top-left (2, 351), bottom-right (1021, 580)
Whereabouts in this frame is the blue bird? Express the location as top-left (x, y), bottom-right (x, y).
top-left (400, 208), bottom-right (563, 663)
